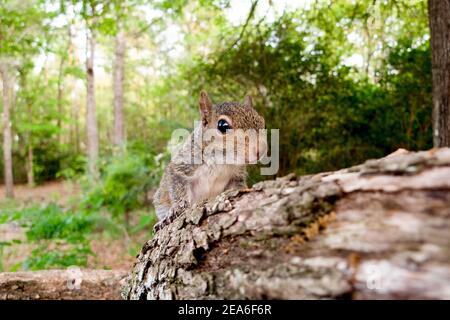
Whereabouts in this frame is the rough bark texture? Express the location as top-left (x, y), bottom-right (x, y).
top-left (1, 67), bottom-right (14, 198)
top-left (124, 148), bottom-right (450, 300)
top-left (85, 28), bottom-right (99, 180)
top-left (0, 270), bottom-right (127, 300)
top-left (113, 27), bottom-right (126, 148)
top-left (429, 0), bottom-right (450, 147)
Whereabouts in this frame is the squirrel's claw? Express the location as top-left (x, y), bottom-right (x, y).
top-left (152, 220), bottom-right (164, 233)
top-left (153, 200), bottom-right (189, 233)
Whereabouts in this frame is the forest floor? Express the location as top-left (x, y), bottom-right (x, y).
top-left (0, 181), bottom-right (79, 205)
top-left (0, 181), bottom-right (149, 272)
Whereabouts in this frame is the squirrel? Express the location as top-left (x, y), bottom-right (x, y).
top-left (153, 91), bottom-right (266, 232)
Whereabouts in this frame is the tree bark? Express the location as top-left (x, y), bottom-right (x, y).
top-left (85, 27), bottom-right (99, 180)
top-left (113, 26), bottom-right (126, 149)
top-left (123, 148), bottom-right (450, 300)
top-left (56, 23), bottom-right (74, 146)
top-left (428, 0), bottom-right (450, 147)
top-left (73, 101), bottom-right (81, 154)
top-left (1, 67), bottom-right (14, 198)
top-left (26, 142), bottom-right (34, 187)
top-left (56, 55), bottom-right (64, 145)
top-left (0, 270), bottom-right (127, 300)
top-left (21, 71), bottom-right (34, 187)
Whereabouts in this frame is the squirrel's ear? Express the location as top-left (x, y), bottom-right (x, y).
top-left (244, 95), bottom-right (253, 108)
top-left (199, 91), bottom-right (212, 125)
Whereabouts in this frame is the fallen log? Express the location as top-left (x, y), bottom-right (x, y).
top-left (0, 269), bottom-right (127, 300)
top-left (123, 148), bottom-right (450, 300)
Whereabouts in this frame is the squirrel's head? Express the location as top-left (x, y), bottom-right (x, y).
top-left (198, 91), bottom-right (267, 165)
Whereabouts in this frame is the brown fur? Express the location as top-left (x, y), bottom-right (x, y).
top-left (153, 91), bottom-right (266, 232)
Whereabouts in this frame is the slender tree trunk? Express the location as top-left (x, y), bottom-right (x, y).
top-left (26, 143), bottom-right (34, 187)
top-left (26, 99), bottom-right (34, 187)
top-left (85, 27), bottom-right (99, 180)
top-left (56, 56), bottom-right (64, 145)
top-left (428, 0), bottom-right (450, 147)
top-left (74, 102), bottom-right (80, 154)
top-left (56, 24), bottom-right (73, 146)
top-left (1, 67), bottom-right (14, 198)
top-left (17, 68), bottom-right (34, 187)
top-left (70, 99), bottom-right (81, 155)
top-left (67, 24), bottom-right (79, 155)
top-left (113, 27), bottom-right (126, 149)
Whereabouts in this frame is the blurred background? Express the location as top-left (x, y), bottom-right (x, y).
top-left (0, 0), bottom-right (431, 272)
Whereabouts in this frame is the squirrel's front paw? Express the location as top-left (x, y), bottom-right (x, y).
top-left (152, 219), bottom-right (165, 233)
top-left (153, 201), bottom-right (189, 233)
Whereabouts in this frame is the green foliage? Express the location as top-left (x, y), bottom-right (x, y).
top-left (2, 203), bottom-right (94, 270)
top-left (0, 1), bottom-right (50, 57)
top-left (24, 204), bottom-right (93, 242)
top-left (21, 243), bottom-right (92, 271)
top-left (381, 41), bottom-right (432, 150)
top-left (2, 0), bottom-right (432, 184)
top-left (81, 151), bottom-right (166, 223)
top-left (0, 194), bottom-right (157, 271)
top-left (130, 213), bottom-right (158, 234)
top-left (57, 155), bottom-right (87, 180)
top-left (175, 3), bottom-right (431, 176)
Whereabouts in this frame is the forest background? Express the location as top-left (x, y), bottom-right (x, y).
top-left (0, 0), bottom-right (432, 271)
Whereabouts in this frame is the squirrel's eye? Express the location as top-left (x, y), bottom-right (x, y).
top-left (217, 119), bottom-right (231, 134)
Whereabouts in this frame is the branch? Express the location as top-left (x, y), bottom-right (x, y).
top-left (211, 0), bottom-right (259, 71)
top-left (123, 148), bottom-right (450, 300)
top-left (228, 0), bottom-right (259, 50)
top-left (0, 270), bottom-right (127, 300)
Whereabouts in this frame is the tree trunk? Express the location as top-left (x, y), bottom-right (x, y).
top-left (1, 67), bottom-right (14, 198)
top-left (123, 148), bottom-right (450, 300)
top-left (56, 56), bottom-right (65, 145)
top-left (113, 26), bottom-right (126, 149)
top-left (26, 143), bottom-right (34, 187)
top-left (56, 24), bottom-right (73, 146)
top-left (428, 0), bottom-right (450, 147)
top-left (85, 27), bottom-right (99, 180)
top-left (74, 102), bottom-right (81, 154)
top-left (22, 72), bottom-right (34, 188)
top-left (0, 270), bottom-right (127, 300)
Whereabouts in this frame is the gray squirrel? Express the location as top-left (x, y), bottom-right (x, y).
top-left (153, 91), bottom-right (266, 232)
